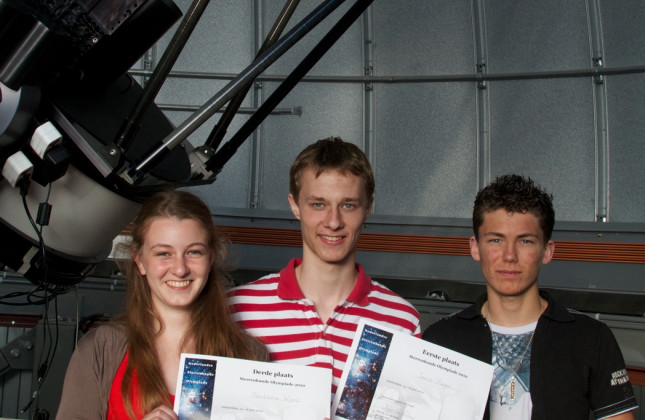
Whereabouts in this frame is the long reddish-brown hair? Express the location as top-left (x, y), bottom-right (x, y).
top-left (118, 189), bottom-right (267, 418)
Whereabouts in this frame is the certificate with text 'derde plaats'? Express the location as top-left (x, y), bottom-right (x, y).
top-left (332, 320), bottom-right (494, 420)
top-left (174, 353), bottom-right (331, 420)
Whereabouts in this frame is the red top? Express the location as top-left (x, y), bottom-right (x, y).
top-left (227, 258), bottom-right (421, 398)
top-left (107, 351), bottom-right (175, 420)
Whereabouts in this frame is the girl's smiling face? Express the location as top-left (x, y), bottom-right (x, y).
top-left (135, 217), bottom-right (213, 313)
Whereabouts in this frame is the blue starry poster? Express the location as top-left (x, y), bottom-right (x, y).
top-left (334, 323), bottom-right (393, 420)
top-left (176, 357), bottom-right (216, 420)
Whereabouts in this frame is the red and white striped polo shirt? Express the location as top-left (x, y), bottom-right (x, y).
top-left (227, 258), bottom-right (421, 399)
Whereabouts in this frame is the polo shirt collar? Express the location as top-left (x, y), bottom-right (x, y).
top-left (277, 258), bottom-right (371, 306)
top-left (346, 264), bottom-right (371, 306)
top-left (457, 289), bottom-right (575, 323)
top-left (539, 290), bottom-right (576, 322)
top-left (458, 293), bottom-right (487, 320)
top-left (277, 258), bottom-right (305, 299)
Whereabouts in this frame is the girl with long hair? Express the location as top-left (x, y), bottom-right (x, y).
top-left (57, 190), bottom-right (268, 419)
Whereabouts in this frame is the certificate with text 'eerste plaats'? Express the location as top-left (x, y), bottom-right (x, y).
top-left (332, 320), bottom-right (494, 420)
top-left (173, 353), bottom-right (331, 420)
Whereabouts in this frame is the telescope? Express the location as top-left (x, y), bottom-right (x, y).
top-left (0, 0), bottom-right (374, 290)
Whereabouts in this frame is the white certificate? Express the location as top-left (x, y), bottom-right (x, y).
top-left (331, 320), bottom-right (494, 420)
top-left (174, 353), bottom-right (331, 420)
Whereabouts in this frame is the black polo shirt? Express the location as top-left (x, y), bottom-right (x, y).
top-left (423, 291), bottom-right (638, 420)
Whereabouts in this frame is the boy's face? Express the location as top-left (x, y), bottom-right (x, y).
top-left (470, 209), bottom-right (554, 299)
top-left (288, 168), bottom-right (372, 267)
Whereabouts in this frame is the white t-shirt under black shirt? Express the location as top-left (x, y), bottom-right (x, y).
top-left (488, 321), bottom-right (537, 420)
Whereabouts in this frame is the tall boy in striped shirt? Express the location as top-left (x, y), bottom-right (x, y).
top-left (228, 136), bottom-right (421, 400)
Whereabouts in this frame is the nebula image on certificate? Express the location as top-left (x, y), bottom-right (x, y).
top-left (335, 324), bottom-right (393, 420)
top-left (177, 357), bottom-right (216, 420)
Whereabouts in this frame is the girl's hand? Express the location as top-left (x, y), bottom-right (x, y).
top-left (141, 405), bottom-right (178, 420)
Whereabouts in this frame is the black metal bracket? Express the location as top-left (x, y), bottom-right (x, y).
top-left (0, 328), bottom-right (35, 377)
